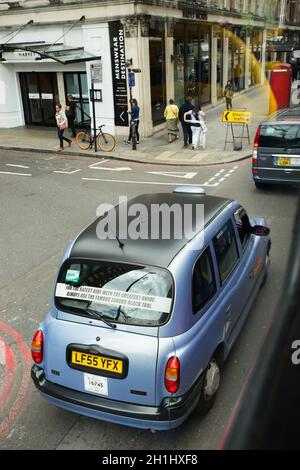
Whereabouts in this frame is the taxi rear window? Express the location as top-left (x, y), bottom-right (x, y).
top-left (259, 124), bottom-right (300, 148)
top-left (55, 259), bottom-right (173, 327)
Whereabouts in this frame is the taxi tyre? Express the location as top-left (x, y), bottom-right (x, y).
top-left (197, 354), bottom-right (221, 416)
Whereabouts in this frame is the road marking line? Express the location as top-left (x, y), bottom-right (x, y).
top-left (53, 169), bottom-right (81, 175)
top-left (146, 171), bottom-right (198, 179)
top-left (81, 177), bottom-right (218, 187)
top-left (6, 164), bottom-right (30, 169)
top-left (90, 167), bottom-right (132, 172)
top-left (0, 171), bottom-right (32, 177)
top-left (88, 159), bottom-right (109, 169)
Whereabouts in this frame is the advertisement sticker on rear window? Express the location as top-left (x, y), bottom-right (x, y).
top-left (66, 269), bottom-right (80, 283)
top-left (55, 283), bottom-right (172, 313)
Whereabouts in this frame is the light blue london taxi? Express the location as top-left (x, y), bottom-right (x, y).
top-left (31, 188), bottom-right (271, 430)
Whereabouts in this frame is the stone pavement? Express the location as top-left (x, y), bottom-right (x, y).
top-left (0, 85), bottom-right (270, 166)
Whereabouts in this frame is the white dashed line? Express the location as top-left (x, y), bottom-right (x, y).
top-left (53, 169), bottom-right (81, 175)
top-left (6, 164), bottom-right (30, 169)
top-left (0, 171), bottom-right (32, 176)
top-left (205, 166), bottom-right (239, 187)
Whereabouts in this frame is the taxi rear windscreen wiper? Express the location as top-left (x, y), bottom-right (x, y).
top-left (283, 143), bottom-right (300, 151)
top-left (86, 307), bottom-right (116, 329)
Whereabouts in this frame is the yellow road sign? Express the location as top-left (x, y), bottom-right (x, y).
top-left (222, 110), bottom-right (252, 124)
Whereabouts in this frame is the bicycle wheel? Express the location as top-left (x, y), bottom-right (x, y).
top-left (76, 131), bottom-right (92, 150)
top-left (97, 132), bottom-right (116, 152)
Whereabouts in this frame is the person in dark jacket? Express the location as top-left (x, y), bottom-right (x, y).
top-left (65, 94), bottom-right (77, 138)
top-left (179, 98), bottom-right (193, 148)
top-left (125, 98), bottom-right (140, 144)
top-left (224, 80), bottom-right (234, 109)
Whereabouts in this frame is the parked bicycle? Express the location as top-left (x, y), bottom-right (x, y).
top-left (76, 124), bottom-right (116, 152)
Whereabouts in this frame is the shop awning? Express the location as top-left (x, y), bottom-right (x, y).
top-left (0, 41), bottom-right (101, 64)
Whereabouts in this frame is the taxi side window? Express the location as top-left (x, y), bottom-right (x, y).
top-left (193, 247), bottom-right (216, 314)
top-left (213, 220), bottom-right (239, 284)
top-left (234, 207), bottom-right (251, 250)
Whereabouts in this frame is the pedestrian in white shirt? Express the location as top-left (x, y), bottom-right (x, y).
top-left (183, 105), bottom-right (206, 150)
top-left (55, 104), bottom-right (72, 152)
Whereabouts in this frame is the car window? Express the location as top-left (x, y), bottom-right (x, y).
top-left (55, 260), bottom-right (173, 327)
top-left (193, 247), bottom-right (216, 314)
top-left (234, 207), bottom-right (251, 250)
top-left (259, 124), bottom-right (300, 148)
top-left (213, 220), bottom-right (239, 284)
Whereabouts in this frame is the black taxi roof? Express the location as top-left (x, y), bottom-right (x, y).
top-left (264, 106), bottom-right (300, 125)
top-left (69, 192), bottom-right (232, 268)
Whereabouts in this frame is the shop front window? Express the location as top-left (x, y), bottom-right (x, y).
top-left (200, 29), bottom-right (211, 104)
top-left (173, 23), bottom-right (211, 107)
top-left (250, 31), bottom-right (262, 86)
top-left (231, 29), bottom-right (245, 92)
top-left (174, 24), bottom-right (185, 106)
top-left (216, 34), bottom-right (223, 99)
top-left (64, 72), bottom-right (90, 127)
top-left (19, 72), bottom-right (59, 126)
top-left (149, 20), bottom-right (166, 125)
top-left (186, 25), bottom-right (200, 105)
top-left (227, 36), bottom-right (233, 85)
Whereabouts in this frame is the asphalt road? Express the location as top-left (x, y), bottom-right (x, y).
top-left (0, 149), bottom-right (298, 450)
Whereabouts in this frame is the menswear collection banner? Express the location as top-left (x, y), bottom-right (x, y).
top-left (109, 21), bottom-right (129, 127)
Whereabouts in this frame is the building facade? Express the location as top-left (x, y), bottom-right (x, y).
top-left (0, 0), bottom-right (299, 137)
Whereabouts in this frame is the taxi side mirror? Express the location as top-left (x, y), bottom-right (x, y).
top-left (251, 225), bottom-right (270, 236)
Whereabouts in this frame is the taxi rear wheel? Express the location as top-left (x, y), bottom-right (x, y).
top-left (197, 356), bottom-right (221, 416)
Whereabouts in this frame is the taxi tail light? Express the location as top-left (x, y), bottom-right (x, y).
top-left (165, 356), bottom-right (180, 394)
top-left (31, 330), bottom-right (43, 364)
top-left (252, 126), bottom-right (260, 166)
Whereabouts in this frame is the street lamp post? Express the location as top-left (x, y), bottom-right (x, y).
top-left (126, 62), bottom-right (141, 151)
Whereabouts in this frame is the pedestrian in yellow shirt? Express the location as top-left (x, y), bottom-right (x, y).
top-left (164, 99), bottom-right (179, 143)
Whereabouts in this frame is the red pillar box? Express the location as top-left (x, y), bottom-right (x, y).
top-left (269, 64), bottom-right (292, 115)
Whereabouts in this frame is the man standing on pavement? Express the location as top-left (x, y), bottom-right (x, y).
top-left (179, 98), bottom-right (193, 148)
top-left (65, 94), bottom-right (77, 139)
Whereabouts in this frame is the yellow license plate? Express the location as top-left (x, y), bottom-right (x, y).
top-left (71, 351), bottom-right (123, 375)
top-left (276, 157), bottom-right (290, 167)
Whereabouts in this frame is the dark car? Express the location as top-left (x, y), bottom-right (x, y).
top-left (252, 106), bottom-right (300, 189)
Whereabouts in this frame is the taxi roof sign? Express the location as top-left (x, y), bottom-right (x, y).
top-left (222, 110), bottom-right (252, 124)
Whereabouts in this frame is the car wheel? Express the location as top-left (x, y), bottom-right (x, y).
top-left (197, 356), bottom-right (220, 416)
